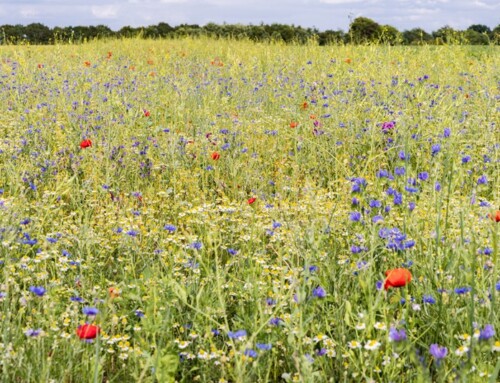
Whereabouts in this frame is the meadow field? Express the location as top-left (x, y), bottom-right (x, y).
top-left (0, 38), bottom-right (498, 382)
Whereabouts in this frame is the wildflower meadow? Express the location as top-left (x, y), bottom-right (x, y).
top-left (0, 38), bottom-right (499, 382)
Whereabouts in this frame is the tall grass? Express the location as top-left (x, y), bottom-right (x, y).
top-left (0, 37), bottom-right (498, 382)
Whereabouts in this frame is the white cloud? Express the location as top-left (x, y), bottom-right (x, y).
top-left (20, 6), bottom-right (37, 18)
top-left (91, 5), bottom-right (118, 19)
top-left (319, 0), bottom-right (365, 3)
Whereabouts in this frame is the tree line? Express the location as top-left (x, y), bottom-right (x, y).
top-left (1, 17), bottom-right (499, 45)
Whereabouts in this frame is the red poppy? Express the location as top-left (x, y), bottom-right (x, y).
top-left (37, 63), bottom-right (44, 69)
top-left (211, 152), bottom-right (220, 160)
top-left (76, 324), bottom-right (100, 340)
top-left (108, 287), bottom-right (120, 298)
top-left (143, 110), bottom-right (151, 117)
top-left (247, 197), bottom-right (256, 205)
top-left (489, 210), bottom-right (500, 222)
top-left (384, 268), bottom-right (412, 290)
top-left (84, 61), bottom-right (91, 67)
top-left (289, 121), bottom-right (298, 128)
top-left (80, 139), bottom-right (92, 149)
top-left (301, 101), bottom-right (308, 110)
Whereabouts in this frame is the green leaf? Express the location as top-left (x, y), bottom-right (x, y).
top-left (155, 352), bottom-right (179, 383)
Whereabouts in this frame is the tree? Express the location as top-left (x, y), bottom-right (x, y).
top-left (24, 23), bottom-right (52, 44)
top-left (318, 29), bottom-right (345, 45)
top-left (380, 25), bottom-right (401, 45)
top-left (1, 24), bottom-right (25, 44)
top-left (467, 24), bottom-right (491, 35)
top-left (349, 17), bottom-right (382, 43)
top-left (432, 26), bottom-right (464, 44)
top-left (465, 29), bottom-right (489, 45)
top-left (402, 28), bottom-right (432, 45)
top-left (491, 24), bottom-right (500, 44)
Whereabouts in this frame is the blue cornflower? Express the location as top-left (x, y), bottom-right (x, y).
top-left (477, 175), bottom-right (488, 185)
top-left (46, 237), bottom-right (58, 244)
top-left (398, 151), bottom-right (408, 160)
top-left (70, 296), bottom-right (85, 303)
top-left (21, 233), bottom-right (37, 246)
top-left (269, 317), bottom-right (284, 326)
top-left (496, 281), bottom-right (500, 292)
top-left (25, 329), bottom-right (43, 337)
top-left (135, 309), bottom-right (145, 318)
top-left (256, 343), bottom-right (272, 350)
top-left (164, 224), bottom-right (177, 232)
top-left (393, 192), bottom-right (403, 205)
top-left (244, 348), bottom-right (257, 358)
top-left (82, 306), bottom-right (99, 316)
top-left (315, 348), bottom-right (327, 356)
top-left (351, 197), bottom-right (359, 206)
top-left (376, 169), bottom-right (389, 178)
top-left (418, 172), bottom-right (429, 181)
top-left (376, 280), bottom-right (383, 290)
top-left (429, 344), bottom-right (448, 360)
top-left (126, 230), bottom-right (138, 237)
top-left (266, 298), bottom-right (276, 306)
top-left (394, 166), bottom-right (405, 176)
top-left (312, 286), bottom-right (326, 298)
top-left (351, 177), bottom-right (367, 193)
top-left (403, 240), bottom-right (415, 249)
top-left (227, 248), bottom-right (238, 255)
top-left (454, 286), bottom-right (471, 295)
top-left (369, 199), bottom-right (381, 208)
top-left (20, 218), bottom-right (31, 225)
top-left (431, 144), bottom-right (441, 156)
top-left (461, 155), bottom-right (471, 163)
top-left (443, 128), bottom-right (451, 137)
top-left (389, 327), bottom-right (407, 342)
top-left (308, 265), bottom-right (318, 273)
top-left (228, 329), bottom-right (247, 339)
top-left (351, 245), bottom-right (363, 254)
top-left (478, 324), bottom-right (495, 341)
top-left (435, 182), bottom-right (441, 191)
top-left (189, 241), bottom-right (203, 250)
top-left (423, 295), bottom-right (436, 304)
top-left (372, 215), bottom-right (384, 223)
top-left (349, 211), bottom-right (362, 222)
top-left (29, 286), bottom-right (46, 297)
top-left (408, 202), bottom-right (416, 212)
top-left (272, 221), bottom-right (282, 229)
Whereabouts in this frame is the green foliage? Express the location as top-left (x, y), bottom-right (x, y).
top-left (349, 17), bottom-right (382, 43)
top-left (1, 20), bottom-right (498, 46)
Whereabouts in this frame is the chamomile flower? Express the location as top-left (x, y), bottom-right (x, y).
top-left (364, 340), bottom-right (381, 351)
top-left (455, 345), bottom-right (469, 356)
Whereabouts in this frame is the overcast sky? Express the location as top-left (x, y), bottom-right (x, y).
top-left (0, 0), bottom-right (498, 32)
